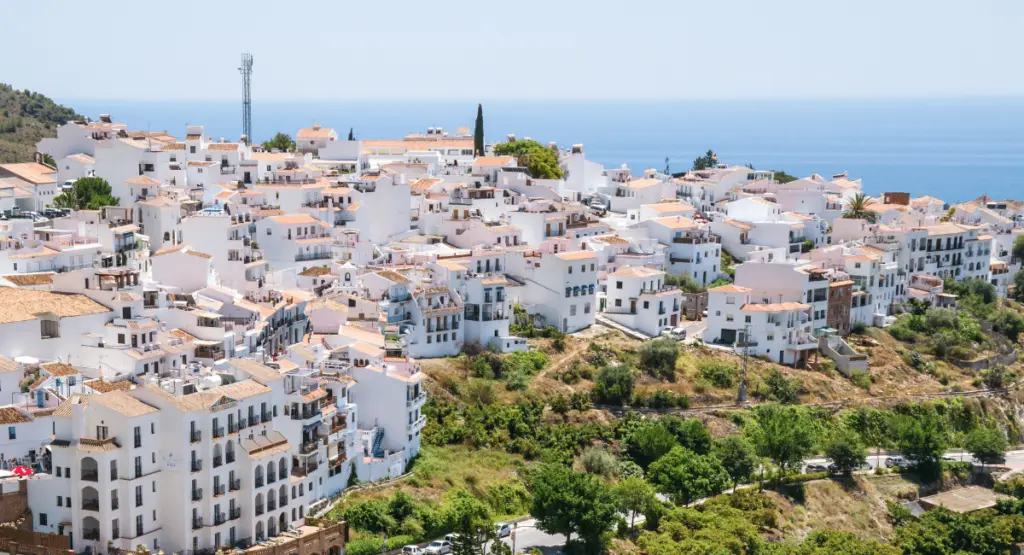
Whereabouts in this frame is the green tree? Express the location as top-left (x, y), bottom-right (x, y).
top-left (638, 338), bottom-right (680, 380)
top-left (592, 364), bottom-right (634, 405)
top-left (580, 446), bottom-right (618, 478)
top-left (747, 404), bottom-right (816, 475)
top-left (449, 493), bottom-right (493, 555)
top-left (648, 446), bottom-right (730, 506)
top-left (771, 169), bottom-right (799, 184)
top-left (845, 406), bottom-right (891, 463)
top-left (613, 477), bottom-right (656, 532)
top-left (714, 435), bottom-right (758, 491)
top-left (691, 149), bottom-right (717, 171)
top-left (529, 463), bottom-right (617, 554)
top-left (842, 192), bottom-right (878, 223)
top-left (492, 140), bottom-right (563, 179)
top-left (42, 153), bottom-right (55, 167)
top-left (823, 428), bottom-right (867, 476)
top-left (792, 530), bottom-right (901, 555)
top-left (473, 104), bottom-right (484, 157)
top-left (262, 132), bottom-right (295, 152)
top-left (1013, 235), bottom-right (1024, 264)
top-left (965, 427), bottom-right (1008, 468)
top-left (1014, 270), bottom-right (1024, 303)
top-left (624, 422), bottom-right (678, 469)
top-left (892, 410), bottom-right (948, 471)
top-left (347, 127), bottom-right (355, 141)
top-left (661, 416), bottom-right (712, 455)
top-left (51, 176), bottom-right (118, 210)
top-left (762, 368), bottom-right (800, 404)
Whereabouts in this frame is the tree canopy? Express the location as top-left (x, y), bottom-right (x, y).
top-left (493, 140), bottom-right (563, 180)
top-left (692, 150), bottom-right (718, 171)
top-left (529, 463), bottom-right (616, 554)
top-left (52, 176), bottom-right (118, 210)
top-left (965, 426), bottom-right (1008, 467)
top-left (648, 446), bottom-right (730, 506)
top-left (473, 104), bottom-right (484, 157)
top-left (747, 404), bottom-right (816, 474)
top-left (823, 428), bottom-right (867, 475)
top-left (842, 192), bottom-right (878, 223)
top-left (262, 132), bottom-right (295, 152)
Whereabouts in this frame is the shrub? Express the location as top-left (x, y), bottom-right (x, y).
top-left (761, 368), bottom-right (800, 404)
top-left (697, 360), bottom-right (736, 388)
top-left (592, 364), bottom-right (635, 405)
top-left (581, 446), bottom-right (619, 478)
top-left (850, 369), bottom-right (871, 390)
top-left (639, 338), bottom-right (680, 380)
top-left (851, 321), bottom-right (867, 335)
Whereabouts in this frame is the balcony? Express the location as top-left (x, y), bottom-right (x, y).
top-left (407, 415), bottom-right (427, 432)
top-left (82, 499), bottom-right (99, 511)
top-left (214, 513), bottom-right (226, 526)
top-left (255, 476), bottom-right (264, 488)
top-left (261, 411), bottom-right (272, 423)
top-left (193, 517), bottom-right (203, 530)
top-left (406, 392), bottom-right (427, 408)
top-left (214, 484), bottom-right (226, 496)
top-left (220, 164), bottom-right (237, 174)
top-left (213, 427), bottom-right (224, 438)
top-left (213, 456), bottom-right (223, 468)
top-left (83, 530), bottom-right (100, 541)
top-left (230, 479), bottom-right (241, 491)
top-left (191, 459), bottom-right (202, 472)
top-left (255, 504), bottom-right (264, 516)
top-left (81, 469), bottom-right (99, 482)
top-left (300, 440), bottom-right (320, 455)
top-left (295, 251), bottom-right (331, 262)
top-left (672, 235), bottom-right (719, 244)
top-left (230, 507), bottom-right (241, 520)
top-left (190, 430), bottom-right (201, 443)
top-left (268, 500), bottom-right (277, 511)
top-left (192, 488), bottom-right (203, 501)
top-left (226, 452), bottom-right (236, 464)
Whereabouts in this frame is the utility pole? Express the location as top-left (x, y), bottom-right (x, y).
top-left (738, 323), bottom-right (750, 403)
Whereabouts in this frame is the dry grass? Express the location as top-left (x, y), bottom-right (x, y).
top-left (766, 475), bottom-right (909, 542)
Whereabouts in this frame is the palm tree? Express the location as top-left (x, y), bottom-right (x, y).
top-left (842, 192), bottom-right (878, 223)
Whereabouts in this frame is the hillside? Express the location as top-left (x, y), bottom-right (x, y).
top-left (0, 83), bottom-right (81, 163)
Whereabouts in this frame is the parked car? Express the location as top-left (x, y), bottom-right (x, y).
top-left (828, 462), bottom-right (872, 474)
top-left (885, 455), bottom-right (912, 468)
top-left (495, 522), bottom-right (512, 538)
top-left (401, 546), bottom-right (422, 555)
top-left (804, 464), bottom-right (828, 474)
top-left (424, 540), bottom-right (451, 555)
top-left (670, 327), bottom-right (687, 340)
top-left (443, 533), bottom-right (459, 544)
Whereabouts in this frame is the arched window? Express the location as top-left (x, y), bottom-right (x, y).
top-left (279, 457), bottom-right (288, 480)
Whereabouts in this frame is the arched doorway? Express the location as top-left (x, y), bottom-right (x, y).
top-left (81, 486), bottom-right (99, 511)
top-left (255, 520), bottom-right (264, 541)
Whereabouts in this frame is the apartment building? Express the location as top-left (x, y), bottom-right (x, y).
top-left (600, 266), bottom-right (682, 336)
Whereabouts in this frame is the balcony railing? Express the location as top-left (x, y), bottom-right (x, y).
top-left (214, 513), bottom-right (226, 526)
top-left (193, 518), bottom-right (203, 530)
top-left (83, 530), bottom-right (100, 541)
top-left (255, 504), bottom-right (264, 516)
top-left (213, 427), bottom-right (224, 438)
top-left (226, 452), bottom-right (235, 464)
top-left (81, 469), bottom-right (99, 482)
top-left (255, 477), bottom-right (264, 488)
top-left (230, 507), bottom-right (241, 520)
top-left (192, 488), bottom-right (202, 501)
top-left (295, 251), bottom-right (331, 262)
top-left (213, 456), bottom-right (223, 468)
top-left (82, 499), bottom-right (99, 511)
top-left (214, 484), bottom-right (226, 496)
top-left (190, 430), bottom-right (201, 443)
top-left (230, 479), bottom-right (241, 491)
top-left (191, 459), bottom-right (202, 472)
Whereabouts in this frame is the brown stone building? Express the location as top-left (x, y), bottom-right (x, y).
top-left (828, 280), bottom-right (854, 335)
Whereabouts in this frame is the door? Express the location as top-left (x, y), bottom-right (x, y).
top-left (779, 351), bottom-right (784, 364)
top-left (630, 299), bottom-right (637, 314)
top-left (563, 318), bottom-right (568, 332)
top-left (671, 314), bottom-right (678, 326)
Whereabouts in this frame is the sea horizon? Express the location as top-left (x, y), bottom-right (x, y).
top-left (62, 97), bottom-right (1024, 204)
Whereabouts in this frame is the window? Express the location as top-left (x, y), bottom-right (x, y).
top-left (616, 281), bottom-right (623, 289)
top-left (118, 333), bottom-right (125, 344)
top-left (745, 315), bottom-right (751, 323)
top-left (136, 515), bottom-right (143, 537)
top-left (726, 296), bottom-right (735, 305)
top-left (568, 266), bottom-right (572, 274)
top-left (134, 426), bottom-right (142, 448)
top-left (590, 263), bottom-right (595, 271)
top-left (40, 319), bottom-right (59, 339)
top-left (39, 514), bottom-right (47, 526)
top-left (643, 301), bottom-right (649, 309)
top-left (57, 496), bottom-right (62, 506)
top-left (136, 485), bottom-right (143, 507)
top-left (614, 299), bottom-right (622, 307)
top-left (570, 305), bottom-right (577, 316)
top-left (584, 302), bottom-right (591, 314)
top-left (7, 426), bottom-right (14, 440)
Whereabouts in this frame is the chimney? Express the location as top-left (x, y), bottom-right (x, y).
top-left (312, 123), bottom-right (321, 131)
top-left (571, 144), bottom-right (583, 154)
top-left (99, 114), bottom-right (112, 123)
top-left (507, 134), bottom-right (516, 143)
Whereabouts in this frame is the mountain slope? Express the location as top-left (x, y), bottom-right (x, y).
top-left (0, 83), bottom-right (81, 163)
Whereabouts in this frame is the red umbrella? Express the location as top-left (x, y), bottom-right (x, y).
top-left (11, 466), bottom-right (33, 477)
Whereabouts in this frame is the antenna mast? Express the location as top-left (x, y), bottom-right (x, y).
top-left (239, 52), bottom-right (253, 143)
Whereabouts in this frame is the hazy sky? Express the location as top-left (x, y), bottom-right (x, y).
top-left (6, 0), bottom-right (1023, 100)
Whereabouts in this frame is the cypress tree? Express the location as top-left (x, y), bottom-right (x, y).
top-left (347, 127), bottom-right (354, 141)
top-left (473, 103), bottom-right (484, 156)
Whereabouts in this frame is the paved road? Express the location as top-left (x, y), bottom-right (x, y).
top-left (469, 449), bottom-right (1024, 554)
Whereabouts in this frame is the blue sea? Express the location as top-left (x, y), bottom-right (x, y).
top-left (65, 98), bottom-right (1024, 203)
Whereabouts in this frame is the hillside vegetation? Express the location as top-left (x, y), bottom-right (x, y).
top-left (0, 83), bottom-right (81, 163)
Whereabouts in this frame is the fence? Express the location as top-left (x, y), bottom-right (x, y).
top-left (0, 528), bottom-right (73, 555)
